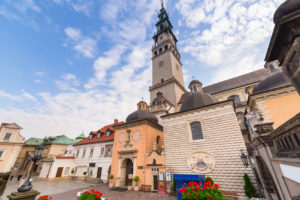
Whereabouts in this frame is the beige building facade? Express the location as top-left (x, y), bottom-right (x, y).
top-left (0, 123), bottom-right (25, 173)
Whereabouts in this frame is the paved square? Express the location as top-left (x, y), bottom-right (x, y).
top-left (1, 179), bottom-right (177, 200)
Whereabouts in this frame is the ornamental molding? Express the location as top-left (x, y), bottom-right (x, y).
top-left (187, 152), bottom-right (215, 173)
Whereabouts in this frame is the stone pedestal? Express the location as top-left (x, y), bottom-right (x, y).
top-left (7, 190), bottom-right (40, 200)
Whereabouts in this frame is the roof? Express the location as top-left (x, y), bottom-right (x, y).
top-left (202, 68), bottom-right (271, 95)
top-left (25, 138), bottom-right (43, 146)
top-left (252, 70), bottom-right (292, 94)
top-left (126, 110), bottom-right (158, 124)
top-left (74, 120), bottom-right (124, 146)
top-left (273, 0), bottom-right (300, 23)
top-left (180, 92), bottom-right (218, 112)
top-left (44, 135), bottom-right (74, 145)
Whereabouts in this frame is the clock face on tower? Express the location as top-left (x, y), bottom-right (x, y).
top-left (118, 132), bottom-right (125, 143)
top-left (132, 130), bottom-right (141, 142)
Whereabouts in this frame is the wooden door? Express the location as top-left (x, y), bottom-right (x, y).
top-left (56, 167), bottom-right (63, 177)
top-left (153, 175), bottom-right (158, 190)
top-left (97, 167), bottom-right (102, 178)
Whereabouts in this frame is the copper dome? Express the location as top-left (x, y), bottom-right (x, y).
top-left (273, 0), bottom-right (300, 23)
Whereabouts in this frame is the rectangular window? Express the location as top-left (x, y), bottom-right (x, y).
top-left (76, 150), bottom-right (80, 157)
top-left (0, 151), bottom-right (3, 158)
top-left (90, 148), bottom-right (94, 157)
top-left (100, 147), bottom-right (104, 156)
top-left (4, 133), bottom-right (12, 140)
top-left (82, 149), bottom-right (86, 157)
top-left (64, 167), bottom-right (70, 175)
top-left (191, 122), bottom-right (203, 140)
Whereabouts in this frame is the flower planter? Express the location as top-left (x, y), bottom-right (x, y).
top-left (109, 182), bottom-right (114, 188)
top-left (127, 185), bottom-right (132, 191)
top-left (134, 186), bottom-right (139, 191)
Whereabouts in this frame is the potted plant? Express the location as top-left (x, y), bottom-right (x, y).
top-left (108, 174), bottom-right (114, 188)
top-left (133, 176), bottom-right (139, 191)
top-left (77, 189), bottom-right (104, 200)
top-left (83, 172), bottom-right (88, 181)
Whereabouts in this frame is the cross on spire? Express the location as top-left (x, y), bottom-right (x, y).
top-left (161, 0), bottom-right (164, 8)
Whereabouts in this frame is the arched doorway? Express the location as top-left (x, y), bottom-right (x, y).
top-left (125, 159), bottom-right (133, 186)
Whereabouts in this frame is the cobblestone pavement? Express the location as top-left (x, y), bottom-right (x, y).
top-left (51, 184), bottom-right (177, 200)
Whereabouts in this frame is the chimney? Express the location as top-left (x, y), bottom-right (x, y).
top-left (114, 119), bottom-right (118, 124)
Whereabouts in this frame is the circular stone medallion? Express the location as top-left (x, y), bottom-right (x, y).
top-left (132, 130), bottom-right (141, 142)
top-left (187, 152), bottom-right (215, 173)
top-left (118, 132), bottom-right (125, 143)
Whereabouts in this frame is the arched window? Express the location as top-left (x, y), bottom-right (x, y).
top-left (154, 51), bottom-right (158, 56)
top-left (165, 45), bottom-right (168, 50)
top-left (159, 48), bottom-right (162, 53)
top-left (269, 64), bottom-right (275, 71)
top-left (190, 122), bottom-right (203, 140)
top-left (156, 136), bottom-right (161, 146)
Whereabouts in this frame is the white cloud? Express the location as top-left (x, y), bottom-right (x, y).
top-left (177, 0), bottom-right (284, 82)
top-left (22, 90), bottom-right (38, 102)
top-left (64, 27), bottom-right (97, 58)
top-left (55, 73), bottom-right (80, 91)
top-left (14, 0), bottom-right (41, 13)
top-left (84, 45), bottom-right (127, 89)
top-left (0, 90), bottom-right (37, 102)
top-left (72, 0), bottom-right (93, 16)
top-left (64, 27), bottom-right (81, 41)
top-left (74, 38), bottom-right (97, 58)
top-left (35, 71), bottom-right (45, 76)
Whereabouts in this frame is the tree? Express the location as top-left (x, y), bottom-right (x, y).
top-left (243, 173), bottom-right (259, 198)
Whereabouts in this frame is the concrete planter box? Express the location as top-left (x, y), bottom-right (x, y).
top-left (134, 186), bottom-right (139, 191)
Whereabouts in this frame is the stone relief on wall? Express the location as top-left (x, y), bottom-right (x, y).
top-left (187, 152), bottom-right (215, 173)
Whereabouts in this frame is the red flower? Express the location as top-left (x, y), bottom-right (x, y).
top-left (208, 195), bottom-right (212, 199)
top-left (195, 186), bottom-right (199, 191)
top-left (187, 192), bottom-right (190, 196)
top-left (179, 188), bottom-right (183, 193)
top-left (188, 182), bottom-right (193, 187)
top-left (91, 189), bottom-right (95, 192)
top-left (195, 193), bottom-right (199, 196)
top-left (84, 191), bottom-right (90, 194)
top-left (183, 187), bottom-right (187, 192)
top-left (182, 184), bottom-right (184, 187)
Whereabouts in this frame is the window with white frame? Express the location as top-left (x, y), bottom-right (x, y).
top-left (82, 149), bottom-right (86, 157)
top-left (100, 147), bottom-right (104, 156)
top-left (64, 167), bottom-right (70, 175)
top-left (190, 122), bottom-right (203, 140)
top-left (76, 150), bottom-right (80, 157)
top-left (90, 148), bottom-right (94, 157)
top-left (106, 130), bottom-right (111, 137)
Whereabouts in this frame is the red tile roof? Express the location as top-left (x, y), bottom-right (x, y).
top-left (55, 156), bottom-right (75, 159)
top-left (74, 119), bottom-right (124, 146)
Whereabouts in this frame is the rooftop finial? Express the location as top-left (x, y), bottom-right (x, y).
top-left (141, 96), bottom-right (144, 101)
top-left (161, 0), bottom-right (164, 8)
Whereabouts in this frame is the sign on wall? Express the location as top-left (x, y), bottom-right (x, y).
top-left (159, 172), bottom-right (164, 181)
top-left (105, 144), bottom-right (113, 157)
top-left (166, 172), bottom-right (171, 182)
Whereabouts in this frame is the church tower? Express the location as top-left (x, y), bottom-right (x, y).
top-left (149, 1), bottom-right (186, 115)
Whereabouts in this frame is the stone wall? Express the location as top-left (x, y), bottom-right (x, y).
top-left (162, 102), bottom-right (254, 198)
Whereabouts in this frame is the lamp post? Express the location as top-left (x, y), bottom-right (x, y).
top-left (240, 149), bottom-right (249, 167)
top-left (17, 145), bottom-right (44, 193)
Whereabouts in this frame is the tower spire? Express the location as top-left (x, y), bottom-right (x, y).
top-left (161, 0), bottom-right (164, 8)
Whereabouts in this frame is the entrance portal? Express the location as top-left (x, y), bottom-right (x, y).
top-left (125, 159), bottom-right (133, 186)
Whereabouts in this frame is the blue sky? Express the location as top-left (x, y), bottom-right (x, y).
top-left (0, 0), bottom-right (283, 139)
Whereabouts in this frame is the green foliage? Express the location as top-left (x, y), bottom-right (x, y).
top-left (133, 176), bottom-right (139, 182)
top-left (172, 180), bottom-right (177, 196)
top-left (180, 181), bottom-right (225, 200)
top-left (205, 177), bottom-right (214, 185)
top-left (109, 174), bottom-right (114, 179)
top-left (71, 168), bottom-right (75, 174)
top-left (243, 173), bottom-right (259, 198)
top-left (77, 189), bottom-right (103, 200)
top-left (83, 172), bottom-right (87, 175)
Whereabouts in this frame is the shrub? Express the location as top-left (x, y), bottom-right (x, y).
top-left (133, 176), bottom-right (139, 182)
top-left (38, 195), bottom-right (52, 200)
top-left (78, 189), bottom-right (103, 200)
top-left (205, 177), bottom-right (214, 185)
top-left (179, 180), bottom-right (225, 200)
top-left (83, 172), bottom-right (87, 176)
top-left (243, 173), bottom-right (259, 198)
top-left (109, 174), bottom-right (114, 179)
top-left (172, 180), bottom-right (177, 196)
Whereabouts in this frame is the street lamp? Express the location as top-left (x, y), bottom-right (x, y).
top-left (17, 145), bottom-right (44, 193)
top-left (240, 149), bottom-right (249, 167)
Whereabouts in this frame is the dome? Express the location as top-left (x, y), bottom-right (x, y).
top-left (180, 92), bottom-right (218, 112)
top-left (126, 110), bottom-right (158, 124)
top-left (252, 70), bottom-right (292, 94)
top-left (273, 0), bottom-right (300, 23)
top-left (188, 80), bottom-right (202, 89)
top-left (152, 92), bottom-right (167, 105)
